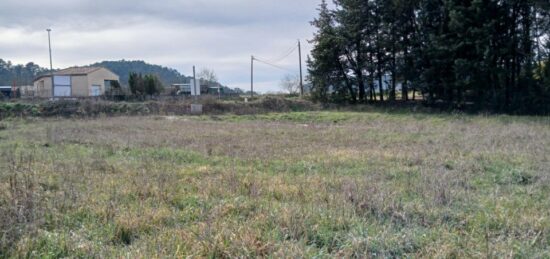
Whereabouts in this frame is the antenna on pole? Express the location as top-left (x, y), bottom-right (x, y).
top-left (298, 40), bottom-right (304, 97)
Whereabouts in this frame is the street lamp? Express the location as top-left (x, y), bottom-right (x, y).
top-left (46, 29), bottom-right (54, 98)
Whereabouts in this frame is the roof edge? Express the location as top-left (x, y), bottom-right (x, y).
top-left (33, 66), bottom-right (119, 82)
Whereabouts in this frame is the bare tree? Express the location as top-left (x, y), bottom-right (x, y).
top-left (280, 74), bottom-right (300, 94)
top-left (197, 68), bottom-right (218, 86)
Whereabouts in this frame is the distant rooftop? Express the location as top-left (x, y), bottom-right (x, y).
top-left (54, 66), bottom-right (102, 75)
top-left (34, 66), bottom-right (110, 81)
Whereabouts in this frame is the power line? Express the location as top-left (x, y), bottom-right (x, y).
top-left (253, 57), bottom-right (297, 74)
top-left (266, 44), bottom-right (296, 62)
top-left (250, 40), bottom-right (304, 97)
top-left (266, 45), bottom-right (298, 64)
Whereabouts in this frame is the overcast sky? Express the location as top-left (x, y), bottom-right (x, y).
top-left (0, 0), bottom-right (323, 92)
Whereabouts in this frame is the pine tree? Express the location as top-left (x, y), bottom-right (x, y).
top-left (307, 0), bottom-right (550, 113)
top-left (309, 0), bottom-right (357, 102)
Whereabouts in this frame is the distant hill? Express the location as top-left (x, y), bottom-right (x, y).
top-left (90, 60), bottom-right (190, 86)
top-left (1, 59), bottom-right (191, 87)
top-left (1, 59), bottom-right (247, 94)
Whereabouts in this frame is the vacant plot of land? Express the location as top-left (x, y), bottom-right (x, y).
top-left (0, 111), bottom-right (549, 257)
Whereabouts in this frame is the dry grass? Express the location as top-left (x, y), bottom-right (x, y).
top-left (0, 97), bottom-right (319, 119)
top-left (0, 111), bottom-right (549, 257)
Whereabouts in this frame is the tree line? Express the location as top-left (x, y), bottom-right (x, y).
top-left (0, 59), bottom-right (188, 89)
top-left (308, 0), bottom-right (550, 114)
top-left (92, 60), bottom-right (190, 87)
top-left (0, 59), bottom-right (46, 86)
top-left (127, 72), bottom-right (164, 98)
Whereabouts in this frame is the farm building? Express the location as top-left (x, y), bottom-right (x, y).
top-left (19, 85), bottom-right (36, 97)
top-left (0, 86), bottom-right (12, 97)
top-left (33, 67), bottom-right (119, 98)
top-left (0, 86), bottom-right (35, 99)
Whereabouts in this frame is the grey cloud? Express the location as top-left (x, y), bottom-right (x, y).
top-left (0, 0), bottom-right (320, 92)
top-left (1, 0), bottom-right (314, 28)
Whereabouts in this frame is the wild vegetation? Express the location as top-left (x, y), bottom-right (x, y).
top-left (0, 111), bottom-right (548, 257)
top-left (308, 0), bottom-right (550, 114)
top-left (0, 97), bottom-right (317, 119)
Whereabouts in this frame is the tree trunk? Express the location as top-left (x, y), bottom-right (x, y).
top-left (356, 69), bottom-right (366, 102)
top-left (390, 41), bottom-right (397, 101)
top-left (402, 81), bottom-right (408, 101)
top-left (402, 44), bottom-right (409, 101)
top-left (339, 62), bottom-right (357, 102)
top-left (356, 39), bottom-right (366, 102)
top-left (368, 52), bottom-right (376, 102)
top-left (377, 50), bottom-right (384, 102)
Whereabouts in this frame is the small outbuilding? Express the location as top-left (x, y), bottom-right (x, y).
top-left (33, 67), bottom-right (119, 98)
top-left (0, 86), bottom-right (14, 99)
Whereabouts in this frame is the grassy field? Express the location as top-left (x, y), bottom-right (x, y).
top-left (0, 111), bottom-right (549, 257)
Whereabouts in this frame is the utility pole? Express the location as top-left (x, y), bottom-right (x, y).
top-left (251, 55), bottom-right (254, 98)
top-left (193, 65), bottom-right (197, 99)
top-left (47, 28), bottom-right (54, 98)
top-left (12, 80), bottom-right (16, 99)
top-left (298, 40), bottom-right (303, 97)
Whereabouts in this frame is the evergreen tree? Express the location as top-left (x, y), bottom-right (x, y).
top-left (309, 0), bottom-right (356, 102)
top-left (333, 0), bottom-right (372, 102)
top-left (308, 0), bottom-right (550, 114)
top-left (144, 75), bottom-right (164, 96)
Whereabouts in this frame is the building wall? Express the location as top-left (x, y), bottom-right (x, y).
top-left (88, 69), bottom-right (120, 95)
top-left (33, 77), bottom-right (53, 98)
top-left (71, 75), bottom-right (89, 97)
top-left (19, 85), bottom-right (36, 97)
top-left (32, 68), bottom-right (120, 98)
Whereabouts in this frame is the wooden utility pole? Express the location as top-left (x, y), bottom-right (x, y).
top-left (251, 55), bottom-right (254, 98)
top-left (298, 40), bottom-right (304, 97)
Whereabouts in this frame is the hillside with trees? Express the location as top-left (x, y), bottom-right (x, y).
top-left (0, 59), bottom-right (191, 87)
top-left (91, 60), bottom-right (190, 87)
top-left (0, 59), bottom-right (47, 86)
top-left (308, 0), bottom-right (550, 114)
top-left (0, 58), bottom-right (251, 97)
